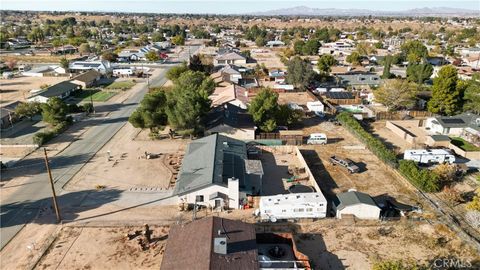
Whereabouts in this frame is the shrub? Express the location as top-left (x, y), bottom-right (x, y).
top-left (32, 121), bottom-right (71, 146)
top-left (33, 130), bottom-right (56, 145)
top-left (336, 112), bottom-right (397, 166)
top-left (398, 160), bottom-right (441, 192)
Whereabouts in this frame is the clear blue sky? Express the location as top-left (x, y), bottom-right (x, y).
top-left (2, 0), bottom-right (479, 14)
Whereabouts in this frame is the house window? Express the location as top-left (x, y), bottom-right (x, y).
top-left (307, 208), bottom-right (313, 212)
top-left (294, 208), bottom-right (305, 212)
top-left (282, 209), bottom-right (286, 213)
top-left (195, 195), bottom-right (204, 202)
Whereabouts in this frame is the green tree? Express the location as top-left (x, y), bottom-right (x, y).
top-left (406, 63), bottom-right (433, 84)
top-left (128, 89), bottom-right (168, 132)
top-left (293, 40), bottom-right (305, 55)
top-left (165, 71), bottom-right (214, 134)
top-left (59, 58), bottom-right (69, 70)
top-left (428, 65), bottom-right (463, 116)
top-left (374, 80), bottom-right (418, 111)
top-left (166, 63), bottom-right (189, 81)
top-left (255, 36), bottom-right (266, 47)
top-left (171, 35), bottom-right (185, 45)
top-left (463, 80), bottom-right (480, 114)
top-left (152, 32), bottom-right (166, 42)
top-left (101, 52), bottom-right (118, 62)
top-left (248, 88), bottom-right (280, 132)
top-left (15, 102), bottom-right (41, 120)
top-left (41, 97), bottom-right (68, 126)
top-left (189, 55), bottom-right (205, 72)
top-left (302, 39), bottom-right (320, 55)
top-left (401, 40), bottom-right (428, 64)
top-left (247, 88), bottom-right (301, 132)
top-left (78, 43), bottom-right (91, 55)
top-left (317, 54), bottom-right (337, 75)
top-left (145, 51), bottom-right (160, 62)
top-left (381, 55), bottom-right (393, 79)
top-left (285, 56), bottom-right (316, 90)
top-left (346, 51), bottom-right (361, 65)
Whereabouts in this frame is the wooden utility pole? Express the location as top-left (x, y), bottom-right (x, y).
top-left (43, 148), bottom-right (61, 223)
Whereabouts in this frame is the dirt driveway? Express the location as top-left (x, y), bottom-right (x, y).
top-left (300, 119), bottom-right (419, 206)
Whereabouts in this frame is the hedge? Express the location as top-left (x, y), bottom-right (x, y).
top-left (336, 112), bottom-right (398, 167)
top-left (398, 160), bottom-right (441, 192)
top-left (33, 121), bottom-right (71, 146)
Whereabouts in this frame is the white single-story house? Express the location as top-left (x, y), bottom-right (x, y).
top-left (70, 70), bottom-right (101, 88)
top-left (214, 51), bottom-right (247, 66)
top-left (28, 81), bottom-right (80, 103)
top-left (425, 113), bottom-right (480, 136)
top-left (259, 192), bottom-right (327, 221)
top-left (333, 191), bottom-right (381, 220)
top-left (174, 134), bottom-right (263, 210)
top-left (69, 60), bottom-right (112, 75)
top-left (22, 65), bottom-right (67, 77)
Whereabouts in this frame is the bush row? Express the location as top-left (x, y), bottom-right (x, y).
top-left (336, 112), bottom-right (441, 193)
top-left (336, 112), bottom-right (398, 167)
top-left (33, 121), bottom-right (71, 146)
top-left (398, 160), bottom-right (441, 192)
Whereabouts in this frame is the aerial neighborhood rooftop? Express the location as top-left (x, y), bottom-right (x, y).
top-left (0, 4), bottom-right (479, 270)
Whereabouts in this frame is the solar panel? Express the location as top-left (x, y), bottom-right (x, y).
top-left (326, 92), bottom-right (354, 99)
top-left (442, 119), bottom-right (465, 124)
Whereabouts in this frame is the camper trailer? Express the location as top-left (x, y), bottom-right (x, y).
top-left (307, 133), bottom-right (328, 145)
top-left (258, 193), bottom-right (327, 221)
top-left (403, 149), bottom-right (456, 164)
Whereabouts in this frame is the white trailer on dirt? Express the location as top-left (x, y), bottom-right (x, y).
top-left (258, 192), bottom-right (327, 221)
top-left (403, 149), bottom-right (456, 164)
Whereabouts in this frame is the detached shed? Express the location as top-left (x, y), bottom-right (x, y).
top-left (333, 191), bottom-right (381, 220)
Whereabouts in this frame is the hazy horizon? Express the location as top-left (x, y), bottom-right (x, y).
top-left (1, 0), bottom-right (479, 14)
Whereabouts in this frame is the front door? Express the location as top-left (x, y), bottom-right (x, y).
top-left (215, 199), bottom-right (221, 209)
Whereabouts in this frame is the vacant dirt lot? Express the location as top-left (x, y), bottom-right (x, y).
top-left (66, 124), bottom-right (188, 191)
top-left (251, 49), bottom-right (286, 69)
top-left (35, 225), bottom-right (169, 270)
top-left (0, 76), bottom-right (68, 104)
top-left (277, 92), bottom-right (317, 106)
top-left (296, 219), bottom-right (480, 270)
top-left (300, 119), bottom-right (418, 206)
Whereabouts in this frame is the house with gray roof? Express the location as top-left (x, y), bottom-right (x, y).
top-left (28, 81), bottom-right (80, 103)
top-left (336, 73), bottom-right (381, 88)
top-left (333, 190), bottom-right (381, 219)
top-left (175, 134), bottom-right (263, 209)
top-left (214, 51), bottom-right (247, 66)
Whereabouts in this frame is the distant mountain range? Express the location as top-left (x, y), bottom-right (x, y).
top-left (251, 6), bottom-right (479, 17)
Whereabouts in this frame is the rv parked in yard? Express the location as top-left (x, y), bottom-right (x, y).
top-left (403, 149), bottom-right (456, 164)
top-left (307, 133), bottom-right (328, 145)
top-left (258, 192), bottom-right (327, 221)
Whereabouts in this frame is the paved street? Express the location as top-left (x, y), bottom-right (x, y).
top-left (0, 45), bottom-right (200, 249)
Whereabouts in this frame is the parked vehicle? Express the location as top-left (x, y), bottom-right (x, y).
top-left (403, 149), bottom-right (456, 164)
top-left (307, 133), bottom-right (328, 145)
top-left (330, 156), bottom-right (360, 173)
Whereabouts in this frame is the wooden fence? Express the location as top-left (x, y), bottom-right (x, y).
top-left (375, 110), bottom-right (433, 120)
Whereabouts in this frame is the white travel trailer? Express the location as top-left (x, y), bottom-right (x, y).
top-left (307, 133), bottom-right (328, 145)
top-left (403, 149), bottom-right (456, 164)
top-left (258, 192), bottom-right (327, 221)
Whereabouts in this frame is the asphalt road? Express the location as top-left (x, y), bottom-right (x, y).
top-left (0, 45), bottom-right (200, 249)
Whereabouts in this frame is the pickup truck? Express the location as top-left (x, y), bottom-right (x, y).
top-left (329, 156), bottom-right (360, 174)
